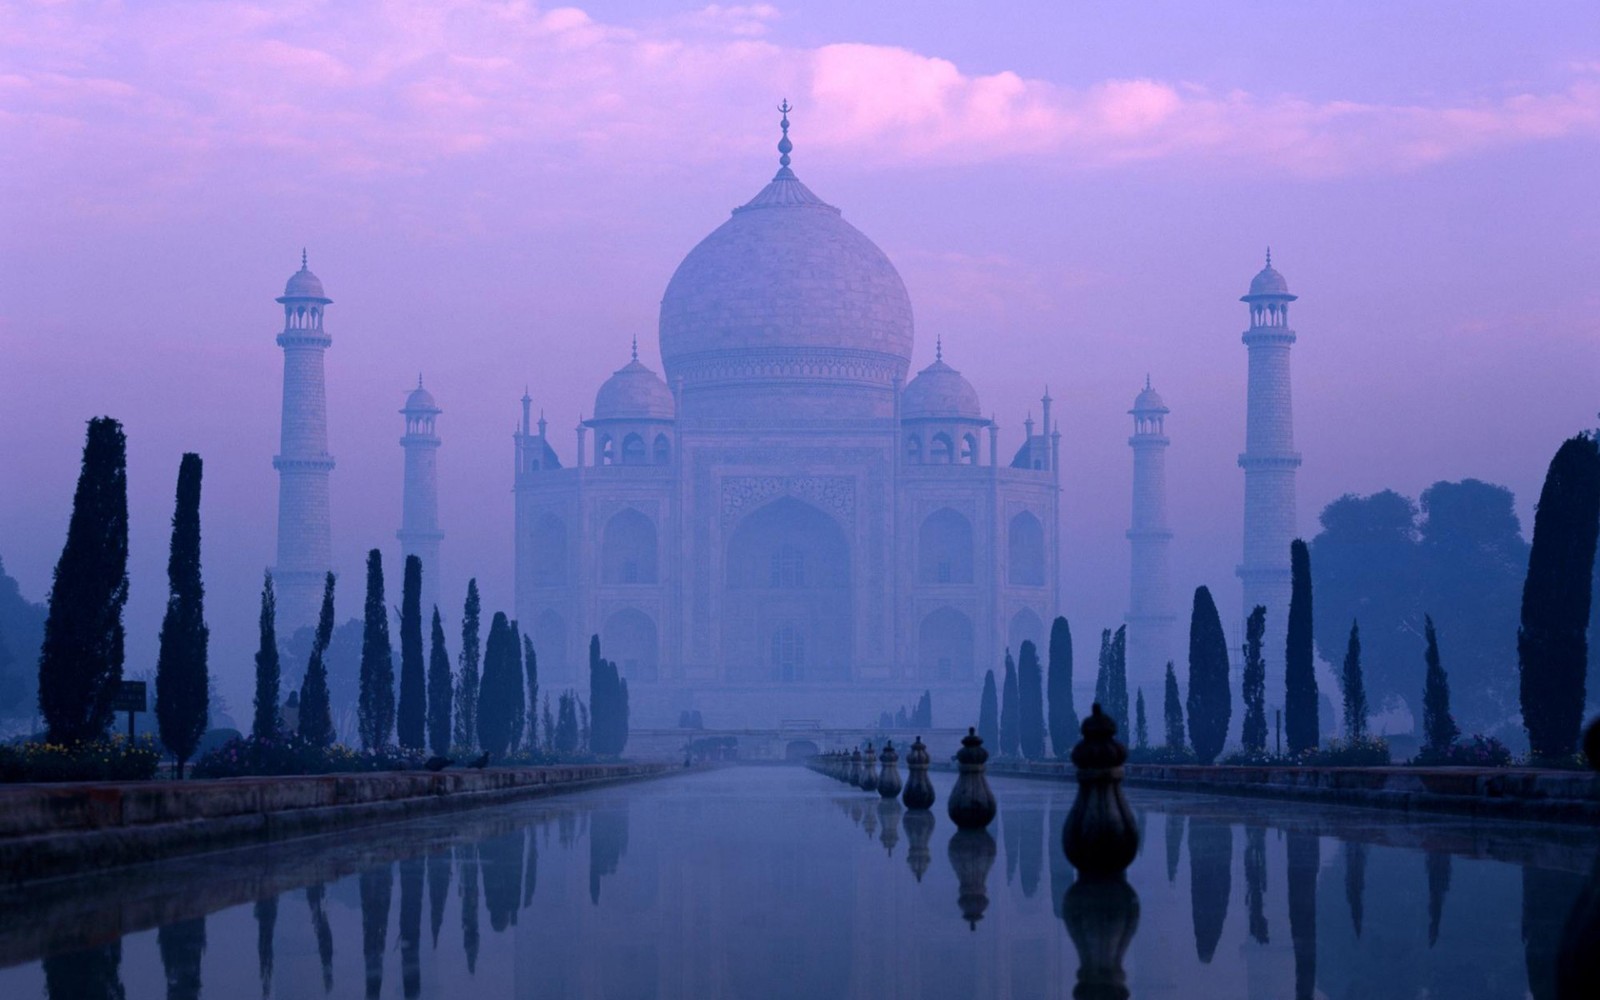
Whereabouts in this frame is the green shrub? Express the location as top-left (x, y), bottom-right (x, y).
top-left (1412, 733), bottom-right (1512, 768)
top-left (0, 736), bottom-right (161, 782)
top-left (1128, 744), bottom-right (1198, 765)
top-left (1302, 736), bottom-right (1392, 767)
top-left (192, 733), bottom-right (425, 778)
top-left (1218, 748), bottom-right (1291, 766)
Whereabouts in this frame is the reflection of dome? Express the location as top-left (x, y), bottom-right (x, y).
top-left (594, 356), bottom-right (675, 421)
top-left (903, 356), bottom-right (981, 420)
top-left (404, 379), bottom-right (438, 413)
top-left (658, 131), bottom-right (913, 390)
top-left (281, 250), bottom-right (330, 302)
top-left (1243, 250), bottom-right (1294, 300)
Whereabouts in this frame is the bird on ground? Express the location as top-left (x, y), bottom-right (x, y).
top-left (425, 756), bottom-right (453, 772)
top-left (467, 752), bottom-right (490, 769)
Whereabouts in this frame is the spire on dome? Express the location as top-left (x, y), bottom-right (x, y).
top-left (935, 334), bottom-right (942, 362)
top-left (1145, 373), bottom-right (1151, 391)
top-left (631, 334), bottom-right (639, 362)
top-left (775, 99), bottom-right (795, 180)
top-left (301, 247), bottom-right (308, 270)
top-left (1265, 246), bottom-right (1272, 268)
top-left (417, 373), bottom-right (424, 389)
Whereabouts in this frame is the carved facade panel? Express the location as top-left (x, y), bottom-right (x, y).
top-left (719, 475), bottom-right (856, 526)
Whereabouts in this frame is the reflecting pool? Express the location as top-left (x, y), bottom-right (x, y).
top-left (1, 767), bottom-right (1593, 998)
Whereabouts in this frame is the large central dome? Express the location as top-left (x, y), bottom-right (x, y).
top-left (658, 126), bottom-right (914, 397)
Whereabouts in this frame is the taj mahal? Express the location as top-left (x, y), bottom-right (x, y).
top-left (269, 109), bottom-right (1304, 731)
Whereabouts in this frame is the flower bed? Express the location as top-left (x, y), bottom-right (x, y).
top-left (0, 737), bottom-right (161, 783)
top-left (191, 734), bottom-right (425, 778)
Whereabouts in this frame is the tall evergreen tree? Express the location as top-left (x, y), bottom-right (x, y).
top-left (542, 695), bottom-right (556, 753)
top-left (1422, 615), bottom-right (1459, 757)
top-left (454, 580), bottom-right (481, 751)
top-left (588, 636), bottom-right (630, 756)
top-left (1520, 434), bottom-right (1600, 759)
top-left (554, 691), bottom-right (579, 754)
top-left (1342, 620), bottom-right (1368, 741)
top-left (1046, 616), bottom-right (1077, 758)
top-left (1285, 539), bottom-right (1320, 754)
top-left (999, 648), bottom-right (1020, 757)
top-left (396, 555), bottom-right (426, 749)
top-left (156, 453), bottom-right (209, 777)
top-left (298, 573), bottom-right (336, 746)
top-left (1017, 639), bottom-right (1046, 759)
top-left (477, 613), bottom-right (515, 756)
top-left (252, 571), bottom-right (280, 739)
top-left (426, 608), bottom-right (452, 754)
top-left (1163, 661), bottom-right (1185, 749)
top-left (1093, 629), bottom-right (1112, 719)
top-left (1107, 625), bottom-right (1129, 736)
top-left (978, 669), bottom-right (999, 748)
top-left (1135, 689), bottom-right (1149, 750)
top-left (522, 635), bottom-right (539, 752)
top-left (39, 416), bottom-right (129, 744)
top-left (1241, 605), bottom-right (1268, 753)
top-left (358, 549), bottom-right (395, 749)
top-left (1186, 586), bottom-right (1231, 764)
top-left (506, 621), bottom-right (526, 753)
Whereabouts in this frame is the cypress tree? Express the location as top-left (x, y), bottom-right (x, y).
top-left (978, 669), bottom-right (999, 748)
top-left (396, 555), bottom-right (426, 750)
top-left (1017, 639), bottom-right (1046, 759)
top-left (1186, 585), bottom-right (1231, 764)
top-left (298, 573), bottom-right (335, 747)
top-left (1094, 629), bottom-right (1112, 719)
top-left (617, 675), bottom-right (630, 756)
top-left (1519, 434), bottom-right (1600, 759)
top-left (588, 636), bottom-right (606, 754)
top-left (506, 621), bottom-right (526, 753)
top-left (1108, 625), bottom-right (1129, 736)
top-left (477, 613), bottom-right (514, 756)
top-left (1342, 620), bottom-right (1369, 741)
top-left (999, 649), bottom-right (1020, 757)
top-left (1422, 615), bottom-right (1458, 757)
top-left (542, 695), bottom-right (556, 753)
top-left (1163, 660), bottom-right (1185, 749)
top-left (1046, 616), bottom-right (1077, 758)
top-left (522, 635), bottom-right (539, 754)
top-left (39, 416), bottom-right (129, 745)
top-left (358, 549), bottom-right (395, 749)
top-left (155, 453), bottom-right (209, 777)
top-left (1241, 605), bottom-right (1268, 753)
top-left (252, 571), bottom-right (280, 739)
top-left (426, 608), bottom-right (452, 755)
top-left (1135, 689), bottom-right (1149, 750)
top-left (454, 580), bottom-right (481, 751)
top-left (555, 691), bottom-right (579, 754)
top-left (1285, 539), bottom-right (1320, 754)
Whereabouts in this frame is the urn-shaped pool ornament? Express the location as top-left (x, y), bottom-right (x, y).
top-left (877, 741), bottom-right (903, 799)
top-left (1062, 703), bottom-right (1141, 876)
top-left (947, 727), bottom-right (998, 829)
top-left (902, 736), bottom-right (936, 811)
top-left (860, 742), bottom-right (879, 792)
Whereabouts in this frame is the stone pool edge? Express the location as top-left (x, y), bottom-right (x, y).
top-left (930, 759), bottom-right (1600, 824)
top-left (0, 762), bottom-right (683, 887)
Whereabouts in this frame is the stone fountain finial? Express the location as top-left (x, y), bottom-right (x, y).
top-left (902, 736), bottom-right (936, 810)
top-left (1062, 704), bottom-right (1140, 876)
top-left (947, 727), bottom-right (997, 829)
top-left (877, 740), bottom-right (903, 799)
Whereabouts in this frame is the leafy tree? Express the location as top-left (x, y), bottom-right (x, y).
top-left (1422, 615), bottom-right (1459, 756)
top-left (427, 608), bottom-right (452, 754)
top-left (522, 635), bottom-right (538, 753)
top-left (454, 580), bottom-right (481, 751)
top-left (1342, 621), bottom-right (1369, 741)
top-left (978, 669), bottom-right (999, 748)
top-left (1046, 616), bottom-right (1077, 758)
top-left (358, 550), bottom-right (395, 749)
top-left (397, 555), bottom-right (426, 750)
top-left (1285, 540), bottom-right (1319, 754)
top-left (1241, 605), bottom-right (1268, 753)
top-left (1187, 586), bottom-right (1231, 763)
top-left (554, 691), bottom-right (579, 754)
top-left (1134, 689), bottom-right (1149, 750)
top-left (1017, 639), bottom-right (1046, 758)
top-left (39, 417), bottom-right (129, 744)
top-left (156, 453), bottom-right (209, 778)
top-left (1163, 661), bottom-right (1185, 749)
top-left (1520, 434), bottom-right (1600, 759)
top-left (999, 648), bottom-right (1020, 757)
top-left (252, 572), bottom-right (280, 739)
top-left (298, 573), bottom-right (336, 746)
top-left (1106, 625), bottom-right (1129, 737)
top-left (477, 612), bottom-right (516, 756)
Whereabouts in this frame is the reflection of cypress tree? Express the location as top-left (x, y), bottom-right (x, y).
top-left (1015, 805), bottom-right (1044, 899)
top-left (522, 827), bottom-right (539, 908)
top-left (254, 895), bottom-right (278, 997)
top-left (1426, 850), bottom-right (1451, 947)
top-left (158, 916), bottom-right (206, 1000)
top-left (1002, 804), bottom-right (1020, 884)
top-left (1287, 830), bottom-right (1319, 1000)
top-left (306, 883), bottom-right (334, 993)
top-left (400, 858), bottom-right (423, 999)
top-left (1344, 840), bottom-right (1368, 937)
top-left (1188, 820), bottom-right (1233, 963)
top-left (1165, 813), bottom-right (1184, 883)
top-left (44, 942), bottom-right (125, 1000)
top-left (589, 807), bottom-right (631, 905)
top-left (360, 864), bottom-right (394, 1000)
top-left (427, 851), bottom-right (451, 948)
top-left (1049, 799), bottom-right (1074, 919)
top-left (1524, 864), bottom-right (1584, 1000)
top-left (481, 831), bottom-right (526, 932)
top-left (1245, 824), bottom-right (1269, 944)
top-left (458, 845), bottom-right (481, 974)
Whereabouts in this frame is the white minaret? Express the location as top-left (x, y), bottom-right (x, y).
top-left (1126, 377), bottom-right (1174, 695)
top-left (1237, 249), bottom-right (1300, 651)
top-left (398, 376), bottom-right (443, 614)
top-left (273, 250), bottom-right (336, 633)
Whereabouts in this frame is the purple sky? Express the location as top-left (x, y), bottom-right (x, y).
top-left (2, 1), bottom-right (1597, 715)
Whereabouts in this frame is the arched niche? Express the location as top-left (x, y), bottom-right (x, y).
top-left (1008, 510), bottom-right (1045, 586)
top-left (918, 508), bottom-right (974, 584)
top-left (603, 607), bottom-right (658, 682)
top-left (533, 609), bottom-right (569, 686)
top-left (601, 508), bottom-right (658, 584)
top-left (919, 607), bottom-right (975, 681)
top-left (1008, 607), bottom-right (1045, 655)
top-left (621, 433), bottom-right (647, 465)
top-left (531, 513), bottom-right (567, 587)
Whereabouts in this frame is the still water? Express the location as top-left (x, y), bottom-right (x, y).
top-left (0, 767), bottom-right (1592, 999)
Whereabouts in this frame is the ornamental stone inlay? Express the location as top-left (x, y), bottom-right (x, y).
top-left (720, 475), bottom-right (856, 526)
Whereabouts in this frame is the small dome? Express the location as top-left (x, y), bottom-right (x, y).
top-left (1242, 250), bottom-right (1295, 301)
top-left (902, 357), bottom-right (981, 420)
top-left (404, 381), bottom-right (438, 413)
top-left (1131, 381), bottom-right (1167, 414)
top-left (594, 357), bottom-right (675, 421)
top-left (279, 251), bottom-right (331, 303)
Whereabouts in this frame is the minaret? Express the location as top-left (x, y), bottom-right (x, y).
top-left (1237, 249), bottom-right (1301, 652)
top-left (398, 376), bottom-right (443, 614)
top-left (273, 250), bottom-right (335, 633)
top-left (1126, 377), bottom-right (1175, 695)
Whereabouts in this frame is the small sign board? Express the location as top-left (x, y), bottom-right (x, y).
top-left (112, 680), bottom-right (147, 713)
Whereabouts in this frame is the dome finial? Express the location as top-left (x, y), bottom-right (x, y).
top-left (631, 334), bottom-right (638, 362)
top-left (936, 334), bottom-right (942, 362)
top-left (1265, 246), bottom-right (1272, 268)
top-left (301, 247), bottom-right (308, 270)
top-left (776, 98), bottom-right (794, 174)
top-left (1145, 373), bottom-right (1151, 391)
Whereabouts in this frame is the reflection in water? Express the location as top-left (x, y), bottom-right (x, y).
top-left (45, 942), bottom-right (124, 1000)
top-left (253, 895), bottom-right (277, 997)
top-left (877, 800), bottom-right (901, 856)
top-left (1187, 820), bottom-right (1232, 963)
top-left (1287, 830), bottom-right (1319, 1000)
top-left (359, 863), bottom-right (393, 1000)
top-left (1049, 798), bottom-right (1073, 919)
top-left (1014, 805), bottom-right (1044, 899)
top-left (1164, 812), bottom-right (1184, 883)
top-left (1001, 804), bottom-right (1020, 885)
top-left (457, 844), bottom-right (480, 974)
top-left (158, 916), bottom-right (205, 1000)
top-left (1345, 840), bottom-right (1369, 938)
top-left (587, 807), bottom-right (629, 905)
top-left (427, 851), bottom-right (450, 948)
top-left (400, 858), bottom-right (424, 998)
top-left (481, 832), bottom-right (524, 931)
top-left (1063, 876), bottom-right (1140, 1000)
top-left (1244, 824), bottom-right (1269, 944)
top-left (947, 829), bottom-right (997, 930)
top-left (1425, 849), bottom-right (1451, 947)
top-left (1524, 864), bottom-right (1583, 1000)
top-left (903, 809), bottom-right (934, 882)
top-left (522, 827), bottom-right (539, 907)
top-left (305, 882), bottom-right (335, 993)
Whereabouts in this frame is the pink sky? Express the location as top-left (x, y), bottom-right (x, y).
top-left (2, 1), bottom-right (1596, 715)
